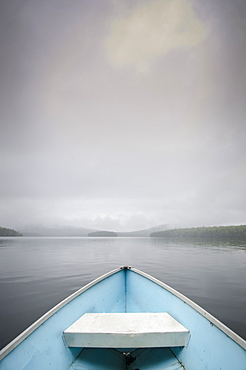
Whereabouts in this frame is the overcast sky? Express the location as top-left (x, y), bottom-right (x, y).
top-left (0, 0), bottom-right (246, 232)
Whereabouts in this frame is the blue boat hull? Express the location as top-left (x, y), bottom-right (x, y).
top-left (0, 267), bottom-right (245, 369)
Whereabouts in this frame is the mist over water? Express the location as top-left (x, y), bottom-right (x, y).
top-left (0, 237), bottom-right (245, 349)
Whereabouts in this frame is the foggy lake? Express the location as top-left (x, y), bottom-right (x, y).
top-left (0, 236), bottom-right (246, 350)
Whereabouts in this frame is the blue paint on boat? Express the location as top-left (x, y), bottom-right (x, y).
top-left (0, 267), bottom-right (245, 369)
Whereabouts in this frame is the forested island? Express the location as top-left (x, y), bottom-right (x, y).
top-left (88, 231), bottom-right (118, 237)
top-left (150, 225), bottom-right (246, 241)
top-left (0, 227), bottom-right (23, 236)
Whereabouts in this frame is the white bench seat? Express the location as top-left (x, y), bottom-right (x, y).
top-left (64, 313), bottom-right (189, 348)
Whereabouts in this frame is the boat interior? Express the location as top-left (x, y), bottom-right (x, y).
top-left (69, 347), bottom-right (185, 370)
top-left (0, 267), bottom-right (245, 370)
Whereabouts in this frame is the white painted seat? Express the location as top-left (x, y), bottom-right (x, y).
top-left (64, 313), bottom-right (189, 348)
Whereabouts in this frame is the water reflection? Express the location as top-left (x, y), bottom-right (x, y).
top-left (150, 236), bottom-right (246, 251)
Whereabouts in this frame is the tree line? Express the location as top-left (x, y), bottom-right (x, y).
top-left (150, 225), bottom-right (246, 240)
top-left (0, 227), bottom-right (23, 236)
top-left (88, 231), bottom-right (118, 237)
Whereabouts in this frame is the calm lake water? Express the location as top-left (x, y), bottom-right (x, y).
top-left (0, 236), bottom-right (246, 349)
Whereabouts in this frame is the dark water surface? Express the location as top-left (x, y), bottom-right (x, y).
top-left (0, 236), bottom-right (246, 349)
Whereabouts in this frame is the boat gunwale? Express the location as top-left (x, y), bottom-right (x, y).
top-left (130, 267), bottom-right (246, 350)
top-left (0, 266), bottom-right (245, 362)
top-left (0, 267), bottom-right (122, 361)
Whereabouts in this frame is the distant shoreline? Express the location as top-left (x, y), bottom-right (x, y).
top-left (88, 231), bottom-right (117, 237)
top-left (150, 225), bottom-right (246, 241)
top-left (0, 227), bottom-right (22, 237)
top-left (1, 224), bottom-right (246, 241)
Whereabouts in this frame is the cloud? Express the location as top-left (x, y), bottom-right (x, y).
top-left (105, 0), bottom-right (208, 71)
